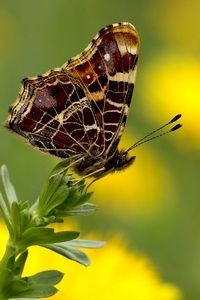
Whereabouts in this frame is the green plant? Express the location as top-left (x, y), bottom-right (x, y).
top-left (0, 161), bottom-right (104, 299)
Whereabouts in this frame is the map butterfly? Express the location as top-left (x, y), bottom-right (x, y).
top-left (7, 22), bottom-right (182, 180)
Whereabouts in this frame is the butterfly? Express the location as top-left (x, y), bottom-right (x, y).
top-left (7, 22), bottom-right (181, 180)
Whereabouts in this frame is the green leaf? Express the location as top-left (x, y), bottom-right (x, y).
top-left (20, 209), bottom-right (32, 231)
top-left (8, 271), bottom-right (63, 299)
top-left (14, 251), bottom-right (28, 276)
top-left (6, 254), bottom-right (16, 271)
top-left (55, 190), bottom-right (94, 214)
top-left (10, 201), bottom-right (21, 238)
top-left (43, 243), bottom-right (90, 266)
top-left (38, 175), bottom-right (69, 217)
top-left (50, 231), bottom-right (80, 243)
top-left (11, 284), bottom-right (57, 298)
top-left (58, 202), bottom-right (97, 217)
top-left (66, 239), bottom-right (106, 248)
top-left (36, 163), bottom-right (93, 221)
top-left (49, 159), bottom-right (71, 177)
top-left (42, 239), bottom-right (105, 265)
top-left (21, 227), bottom-right (54, 246)
top-left (1, 165), bottom-right (18, 205)
top-left (63, 188), bottom-right (86, 209)
top-left (27, 270), bottom-right (63, 285)
top-left (0, 192), bottom-right (12, 234)
top-left (21, 227), bottom-right (79, 246)
top-left (0, 269), bottom-right (28, 300)
top-left (72, 190), bottom-right (93, 207)
top-left (7, 278), bottom-right (29, 297)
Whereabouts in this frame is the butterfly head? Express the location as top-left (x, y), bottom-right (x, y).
top-left (104, 149), bottom-right (136, 173)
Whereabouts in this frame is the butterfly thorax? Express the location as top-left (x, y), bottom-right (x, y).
top-left (74, 148), bottom-right (136, 178)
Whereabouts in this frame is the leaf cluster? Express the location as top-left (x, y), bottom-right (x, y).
top-left (0, 162), bottom-right (104, 299)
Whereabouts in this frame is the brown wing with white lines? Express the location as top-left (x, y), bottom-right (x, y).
top-left (8, 23), bottom-right (139, 163)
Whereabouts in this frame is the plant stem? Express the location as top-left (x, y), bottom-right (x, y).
top-left (0, 239), bottom-right (16, 271)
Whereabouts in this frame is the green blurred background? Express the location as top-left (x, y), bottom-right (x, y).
top-left (0, 0), bottom-right (199, 299)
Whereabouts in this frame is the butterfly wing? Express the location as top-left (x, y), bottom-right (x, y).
top-left (8, 23), bottom-right (139, 163)
top-left (66, 22), bottom-right (139, 158)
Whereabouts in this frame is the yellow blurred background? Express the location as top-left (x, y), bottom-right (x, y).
top-left (0, 0), bottom-right (200, 299)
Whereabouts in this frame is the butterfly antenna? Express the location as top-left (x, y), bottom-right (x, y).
top-left (125, 114), bottom-right (182, 153)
